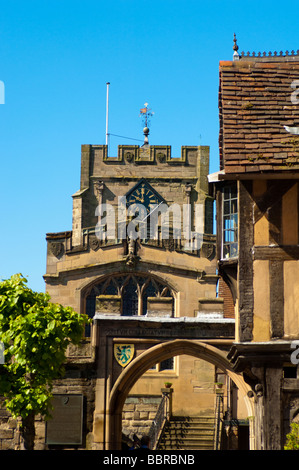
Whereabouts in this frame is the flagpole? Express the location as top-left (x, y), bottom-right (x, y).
top-left (106, 82), bottom-right (110, 147)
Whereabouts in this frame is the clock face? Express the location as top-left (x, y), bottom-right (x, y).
top-left (126, 180), bottom-right (164, 213)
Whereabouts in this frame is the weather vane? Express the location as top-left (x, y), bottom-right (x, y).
top-left (140, 103), bottom-right (154, 146)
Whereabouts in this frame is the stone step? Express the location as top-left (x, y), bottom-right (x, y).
top-left (170, 418), bottom-right (214, 426)
top-left (163, 420), bottom-right (215, 432)
top-left (159, 440), bottom-right (214, 450)
top-left (160, 445), bottom-right (214, 450)
top-left (157, 416), bottom-right (216, 451)
top-left (164, 423), bottom-right (215, 430)
top-left (162, 418), bottom-right (215, 429)
top-left (170, 415), bottom-right (214, 421)
top-left (161, 436), bottom-right (214, 444)
top-left (163, 430), bottom-right (214, 438)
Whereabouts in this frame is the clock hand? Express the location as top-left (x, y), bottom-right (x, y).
top-left (131, 196), bottom-right (143, 203)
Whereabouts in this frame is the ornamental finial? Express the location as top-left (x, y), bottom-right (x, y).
top-left (233, 33), bottom-right (239, 51)
top-left (233, 33), bottom-right (240, 61)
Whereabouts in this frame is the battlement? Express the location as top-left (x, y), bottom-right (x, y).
top-left (70, 143), bottom-right (213, 247)
top-left (80, 144), bottom-right (210, 191)
top-left (81, 144), bottom-right (208, 165)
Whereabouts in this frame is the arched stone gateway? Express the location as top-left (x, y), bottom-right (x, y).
top-left (107, 339), bottom-right (254, 450)
top-left (90, 307), bottom-right (239, 451)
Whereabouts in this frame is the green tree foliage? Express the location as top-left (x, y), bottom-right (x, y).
top-left (284, 423), bottom-right (299, 450)
top-left (0, 274), bottom-right (91, 448)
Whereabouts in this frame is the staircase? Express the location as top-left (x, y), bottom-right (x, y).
top-left (157, 416), bottom-right (215, 450)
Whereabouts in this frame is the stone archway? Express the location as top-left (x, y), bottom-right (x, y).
top-left (108, 339), bottom-right (254, 450)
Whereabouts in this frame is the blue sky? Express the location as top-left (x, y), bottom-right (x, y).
top-left (0, 0), bottom-right (298, 293)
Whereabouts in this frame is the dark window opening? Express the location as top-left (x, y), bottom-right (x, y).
top-left (122, 278), bottom-right (138, 316)
top-left (85, 294), bottom-right (96, 337)
top-left (283, 366), bottom-right (297, 378)
top-left (160, 358), bottom-right (174, 371)
top-left (103, 280), bottom-right (118, 295)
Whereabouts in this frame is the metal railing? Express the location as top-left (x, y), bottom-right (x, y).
top-left (214, 392), bottom-right (224, 450)
top-left (148, 393), bottom-right (169, 449)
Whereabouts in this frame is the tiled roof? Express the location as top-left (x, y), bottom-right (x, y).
top-left (219, 56), bottom-right (299, 174)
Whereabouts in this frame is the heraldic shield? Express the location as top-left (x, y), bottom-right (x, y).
top-left (114, 344), bottom-right (135, 367)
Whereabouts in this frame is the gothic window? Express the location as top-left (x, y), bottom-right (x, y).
top-left (84, 274), bottom-right (175, 332)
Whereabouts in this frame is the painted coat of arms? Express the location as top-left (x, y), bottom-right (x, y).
top-left (114, 344), bottom-right (135, 367)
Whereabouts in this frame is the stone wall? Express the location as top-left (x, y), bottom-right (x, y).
top-left (0, 359), bottom-right (97, 450)
top-left (122, 395), bottom-right (161, 444)
top-left (0, 399), bottom-right (19, 450)
top-left (0, 399), bottom-right (47, 450)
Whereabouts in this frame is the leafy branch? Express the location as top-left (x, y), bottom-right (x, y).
top-left (0, 273), bottom-right (91, 449)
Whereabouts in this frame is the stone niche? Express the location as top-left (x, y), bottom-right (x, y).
top-left (146, 297), bottom-right (173, 317)
top-left (96, 295), bottom-right (121, 316)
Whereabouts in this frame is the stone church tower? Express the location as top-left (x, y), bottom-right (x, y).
top-left (41, 128), bottom-right (243, 449)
